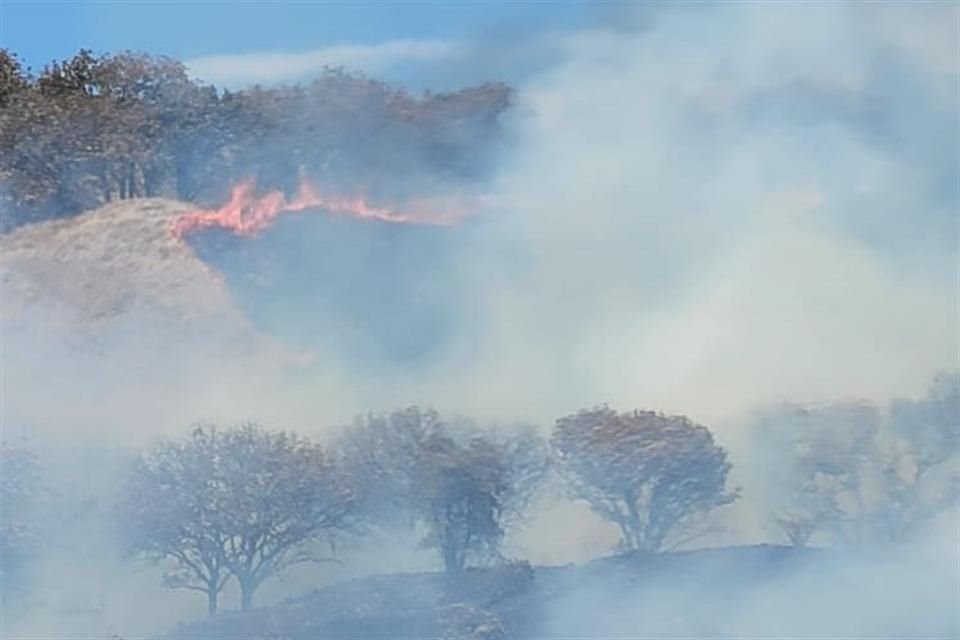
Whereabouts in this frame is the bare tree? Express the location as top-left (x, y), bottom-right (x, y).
top-left (122, 423), bottom-right (354, 614)
top-left (751, 401), bottom-right (880, 547)
top-left (121, 427), bottom-right (232, 615)
top-left (753, 376), bottom-right (959, 548)
top-left (214, 424), bottom-right (354, 611)
top-left (551, 407), bottom-right (736, 553)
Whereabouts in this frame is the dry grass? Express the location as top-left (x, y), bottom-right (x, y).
top-left (0, 198), bottom-right (309, 366)
top-left (1, 199), bottom-right (233, 325)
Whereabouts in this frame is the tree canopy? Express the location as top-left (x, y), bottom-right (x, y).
top-left (0, 48), bottom-right (511, 231)
top-left (336, 407), bottom-right (548, 585)
top-left (552, 407), bottom-right (737, 552)
top-left (121, 423), bottom-right (354, 613)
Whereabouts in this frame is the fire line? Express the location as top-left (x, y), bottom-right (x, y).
top-left (172, 176), bottom-right (468, 239)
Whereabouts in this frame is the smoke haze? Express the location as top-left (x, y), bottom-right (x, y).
top-left (1, 2), bottom-right (957, 637)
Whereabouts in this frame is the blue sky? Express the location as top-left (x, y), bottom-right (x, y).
top-left (0, 1), bottom-right (605, 87)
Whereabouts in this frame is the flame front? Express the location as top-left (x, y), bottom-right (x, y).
top-left (172, 176), bottom-right (467, 239)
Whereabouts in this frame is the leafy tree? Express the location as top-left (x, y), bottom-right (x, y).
top-left (121, 423), bottom-right (354, 614)
top-left (0, 49), bottom-right (29, 107)
top-left (336, 408), bottom-right (547, 583)
top-left (552, 407), bottom-right (736, 553)
top-left (417, 430), bottom-right (510, 582)
top-left (0, 47), bottom-right (512, 232)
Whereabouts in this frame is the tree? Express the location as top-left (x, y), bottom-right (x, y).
top-left (551, 407), bottom-right (736, 553)
top-left (891, 371), bottom-right (960, 481)
top-left (751, 376), bottom-right (959, 548)
top-left (417, 430), bottom-right (510, 582)
top-left (336, 408), bottom-right (547, 583)
top-left (335, 406), bottom-right (441, 531)
top-left (0, 49), bottom-right (29, 107)
top-left (882, 371), bottom-right (959, 540)
top-left (121, 423), bottom-right (354, 614)
top-left (0, 47), bottom-right (512, 233)
top-left (214, 424), bottom-right (354, 611)
top-left (751, 401), bottom-right (881, 547)
top-left (121, 427), bottom-right (232, 615)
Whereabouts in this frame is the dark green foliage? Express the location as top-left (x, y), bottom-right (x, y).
top-left (0, 48), bottom-right (511, 231)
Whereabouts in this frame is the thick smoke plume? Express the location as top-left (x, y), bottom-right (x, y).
top-left (348, 2), bottom-right (959, 433)
top-left (4, 3), bottom-right (956, 440)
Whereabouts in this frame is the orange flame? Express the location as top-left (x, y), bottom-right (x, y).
top-left (172, 176), bottom-right (468, 239)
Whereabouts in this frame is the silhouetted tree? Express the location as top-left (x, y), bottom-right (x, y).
top-left (215, 424), bottom-right (354, 611)
top-left (552, 407), bottom-right (736, 552)
top-left (417, 424), bottom-right (546, 585)
top-left (121, 427), bottom-right (232, 615)
top-left (418, 430), bottom-right (509, 582)
top-left (337, 408), bottom-right (547, 583)
top-left (122, 423), bottom-right (354, 614)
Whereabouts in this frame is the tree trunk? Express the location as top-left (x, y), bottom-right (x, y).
top-left (616, 520), bottom-right (636, 552)
top-left (442, 526), bottom-right (467, 597)
top-left (444, 549), bottom-right (464, 577)
top-left (207, 589), bottom-right (218, 616)
top-left (623, 494), bottom-right (643, 551)
top-left (239, 579), bottom-right (255, 611)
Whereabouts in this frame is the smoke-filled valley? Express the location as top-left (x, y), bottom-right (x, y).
top-left (0, 2), bottom-right (958, 639)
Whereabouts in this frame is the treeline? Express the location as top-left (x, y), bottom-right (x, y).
top-left (0, 49), bottom-right (511, 231)
top-left (122, 407), bottom-right (738, 614)
top-left (1, 372), bottom-right (957, 616)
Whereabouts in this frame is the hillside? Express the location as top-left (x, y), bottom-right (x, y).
top-left (0, 198), bottom-right (321, 441)
top-left (0, 198), bottom-right (283, 355)
top-left (163, 543), bottom-right (959, 639)
top-left (1, 199), bottom-right (231, 327)
top-left (0, 192), bottom-right (471, 364)
top-left (164, 546), bottom-right (820, 640)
